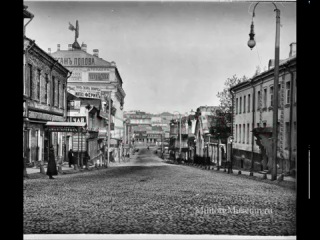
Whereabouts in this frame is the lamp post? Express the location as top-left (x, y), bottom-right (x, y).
top-left (173, 111), bottom-right (182, 160)
top-left (248, 2), bottom-right (280, 181)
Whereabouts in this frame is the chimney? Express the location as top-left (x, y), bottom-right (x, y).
top-left (111, 61), bottom-right (116, 67)
top-left (289, 42), bottom-right (296, 57)
top-left (268, 59), bottom-right (275, 70)
top-left (93, 49), bottom-right (99, 57)
top-left (57, 44), bottom-right (60, 51)
top-left (81, 43), bottom-right (87, 52)
top-left (68, 44), bottom-right (72, 51)
top-left (48, 48), bottom-right (51, 54)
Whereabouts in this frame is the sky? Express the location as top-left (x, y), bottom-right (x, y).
top-left (24, 0), bottom-right (296, 114)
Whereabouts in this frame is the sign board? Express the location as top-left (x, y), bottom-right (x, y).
top-left (68, 116), bottom-right (86, 123)
top-left (67, 85), bottom-right (102, 99)
top-left (89, 72), bottom-right (109, 81)
top-left (72, 133), bottom-right (87, 151)
top-left (47, 126), bottom-right (82, 132)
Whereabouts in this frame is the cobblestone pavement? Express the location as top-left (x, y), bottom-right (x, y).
top-left (23, 148), bottom-right (296, 235)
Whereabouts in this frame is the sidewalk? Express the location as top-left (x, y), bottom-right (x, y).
top-left (24, 154), bottom-right (137, 179)
top-left (165, 159), bottom-right (296, 188)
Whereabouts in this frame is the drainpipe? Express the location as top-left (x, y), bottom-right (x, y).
top-left (249, 80), bottom-right (256, 176)
top-left (229, 89), bottom-right (235, 174)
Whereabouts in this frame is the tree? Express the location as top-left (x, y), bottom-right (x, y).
top-left (216, 74), bottom-right (248, 113)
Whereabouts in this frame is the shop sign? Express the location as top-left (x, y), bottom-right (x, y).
top-left (68, 116), bottom-right (86, 123)
top-left (72, 133), bottom-right (87, 151)
top-left (47, 126), bottom-right (80, 132)
top-left (89, 72), bottom-right (109, 81)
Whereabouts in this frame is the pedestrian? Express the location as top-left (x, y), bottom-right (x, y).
top-left (83, 151), bottom-right (90, 169)
top-left (68, 149), bottom-right (74, 168)
top-left (47, 145), bottom-right (58, 179)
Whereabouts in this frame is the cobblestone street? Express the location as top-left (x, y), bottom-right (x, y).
top-left (23, 148), bottom-right (296, 235)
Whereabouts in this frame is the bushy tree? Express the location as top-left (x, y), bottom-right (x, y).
top-left (216, 74), bottom-right (248, 113)
top-left (214, 75), bottom-right (248, 141)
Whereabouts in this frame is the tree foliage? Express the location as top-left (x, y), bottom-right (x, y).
top-left (213, 74), bottom-right (248, 141)
top-left (216, 74), bottom-right (248, 113)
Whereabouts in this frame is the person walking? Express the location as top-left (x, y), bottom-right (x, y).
top-left (68, 149), bottom-right (74, 168)
top-left (47, 145), bottom-right (58, 179)
top-left (83, 151), bottom-right (90, 169)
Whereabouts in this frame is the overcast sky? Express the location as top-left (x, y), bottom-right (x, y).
top-left (24, 0), bottom-right (296, 114)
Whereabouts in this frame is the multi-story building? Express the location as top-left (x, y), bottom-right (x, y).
top-left (230, 43), bottom-right (296, 174)
top-left (194, 106), bottom-right (226, 165)
top-left (50, 35), bottom-right (126, 162)
top-left (67, 93), bottom-right (107, 166)
top-left (23, 36), bottom-right (71, 166)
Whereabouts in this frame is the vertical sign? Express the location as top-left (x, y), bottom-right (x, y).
top-left (72, 133), bottom-right (86, 151)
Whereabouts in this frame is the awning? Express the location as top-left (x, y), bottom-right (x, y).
top-left (45, 122), bottom-right (87, 132)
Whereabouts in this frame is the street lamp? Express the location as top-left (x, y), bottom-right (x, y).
top-left (248, 2), bottom-right (280, 181)
top-left (173, 111), bottom-right (182, 160)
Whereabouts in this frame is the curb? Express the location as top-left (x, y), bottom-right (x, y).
top-left (171, 162), bottom-right (296, 189)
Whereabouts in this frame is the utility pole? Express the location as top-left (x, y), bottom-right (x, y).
top-left (107, 91), bottom-right (111, 166)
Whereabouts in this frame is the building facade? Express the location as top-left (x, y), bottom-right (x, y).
top-left (230, 43), bottom-right (296, 174)
top-left (23, 37), bottom-right (70, 165)
top-left (50, 41), bottom-right (126, 162)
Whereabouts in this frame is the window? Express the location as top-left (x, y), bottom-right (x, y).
top-left (285, 122), bottom-right (290, 149)
top-left (263, 88), bottom-right (267, 108)
top-left (243, 96), bottom-right (246, 113)
top-left (286, 81), bottom-right (291, 104)
top-left (278, 84), bottom-right (281, 106)
top-left (257, 123), bottom-right (260, 128)
top-left (45, 74), bottom-right (48, 104)
top-left (257, 91), bottom-right (261, 110)
top-left (57, 80), bottom-right (60, 108)
top-left (247, 123), bottom-right (250, 144)
top-left (263, 122), bottom-right (267, 128)
top-left (37, 69), bottom-right (41, 100)
top-left (270, 86), bottom-right (274, 107)
top-left (243, 124), bottom-right (245, 143)
top-left (239, 125), bottom-right (241, 144)
top-left (236, 98), bottom-right (238, 114)
top-left (294, 78), bottom-right (297, 103)
top-left (235, 125), bottom-right (238, 142)
top-left (62, 84), bottom-right (65, 110)
top-left (29, 64), bottom-right (33, 98)
top-left (248, 94), bottom-right (251, 112)
top-left (240, 97), bottom-right (242, 114)
top-left (52, 76), bottom-right (55, 106)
